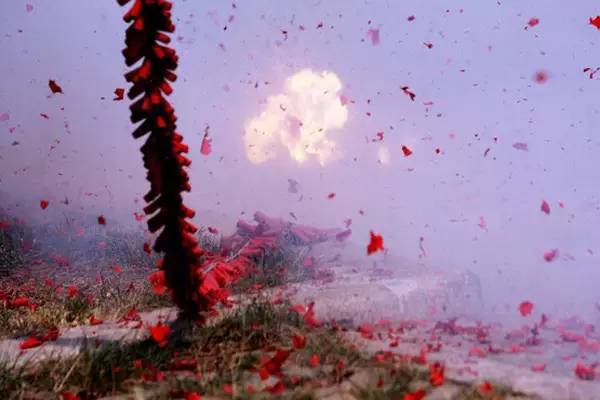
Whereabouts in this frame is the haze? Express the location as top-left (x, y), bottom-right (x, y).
top-left (1, 0), bottom-right (600, 323)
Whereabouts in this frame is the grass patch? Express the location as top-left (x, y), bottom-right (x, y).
top-left (0, 277), bottom-right (171, 339)
top-left (0, 299), bottom-right (302, 399)
top-left (0, 300), bottom-right (526, 400)
top-left (0, 212), bottom-right (33, 279)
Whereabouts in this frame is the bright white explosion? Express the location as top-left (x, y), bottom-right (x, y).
top-left (244, 69), bottom-right (348, 166)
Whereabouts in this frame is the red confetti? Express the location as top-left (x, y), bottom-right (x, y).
top-left (533, 70), bottom-right (549, 84)
top-left (478, 216), bottom-right (487, 230)
top-left (60, 392), bottom-right (80, 400)
top-left (401, 86), bottom-right (416, 101)
top-left (48, 80), bottom-right (63, 94)
top-left (148, 323), bottom-right (171, 347)
top-left (303, 302), bottom-right (320, 327)
top-left (67, 285), bottom-right (78, 298)
top-left (401, 145), bottom-right (413, 157)
top-left (478, 381), bottom-right (494, 395)
top-left (292, 334), bottom-right (306, 349)
top-left (10, 296), bottom-right (30, 308)
top-left (590, 16), bottom-right (600, 30)
top-left (89, 315), bottom-right (103, 326)
top-left (367, 231), bottom-right (384, 255)
top-left (543, 248), bottom-right (559, 262)
top-left (358, 324), bottom-right (374, 339)
top-left (172, 357), bottom-right (197, 371)
top-left (185, 393), bottom-right (201, 400)
top-left (120, 307), bottom-right (140, 323)
top-left (519, 301), bottom-right (534, 317)
top-left (41, 326), bottom-right (59, 342)
top-left (526, 17), bottom-right (540, 28)
top-left (223, 384), bottom-right (233, 394)
top-left (39, 200), bottom-right (49, 210)
top-left (327, 192), bottom-right (336, 199)
top-left (575, 363), bottom-right (596, 380)
top-left (264, 381), bottom-right (285, 394)
top-left (367, 28), bottom-right (380, 46)
top-left (200, 133), bottom-right (212, 155)
top-left (403, 390), bottom-right (426, 400)
top-left (429, 362), bottom-right (445, 386)
top-left (469, 347), bottom-right (487, 358)
top-left (531, 363), bottom-right (546, 372)
top-left (97, 215), bottom-right (106, 225)
top-left (113, 88), bottom-right (125, 101)
top-left (290, 304), bottom-right (306, 314)
top-left (540, 200), bottom-right (550, 215)
top-left (20, 336), bottom-right (42, 350)
top-left (309, 354), bottom-right (320, 367)
top-left (424, 42), bottom-right (433, 49)
top-left (149, 270), bottom-right (167, 295)
top-left (259, 367), bottom-right (270, 380)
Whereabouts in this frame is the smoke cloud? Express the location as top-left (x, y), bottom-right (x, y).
top-left (244, 69), bottom-right (348, 165)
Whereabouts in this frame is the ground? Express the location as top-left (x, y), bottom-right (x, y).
top-left (1, 222), bottom-right (599, 399)
top-left (0, 297), bottom-right (525, 400)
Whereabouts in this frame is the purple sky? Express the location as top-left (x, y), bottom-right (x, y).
top-left (2, 1), bottom-right (600, 319)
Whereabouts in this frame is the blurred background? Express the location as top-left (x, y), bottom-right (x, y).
top-left (1, 0), bottom-right (600, 322)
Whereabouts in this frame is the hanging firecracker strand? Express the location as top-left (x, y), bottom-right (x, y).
top-left (116, 0), bottom-right (207, 319)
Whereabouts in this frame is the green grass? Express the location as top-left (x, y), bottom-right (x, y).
top-left (0, 277), bottom-right (171, 339)
top-left (0, 218), bottom-right (527, 399)
top-left (0, 300), bottom-right (300, 398)
top-left (0, 300), bottom-right (527, 400)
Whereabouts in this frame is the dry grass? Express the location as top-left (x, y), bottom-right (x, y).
top-left (0, 217), bottom-right (525, 399)
top-left (0, 299), bottom-right (525, 400)
top-left (0, 275), bottom-right (171, 339)
top-left (0, 214), bottom-right (166, 339)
